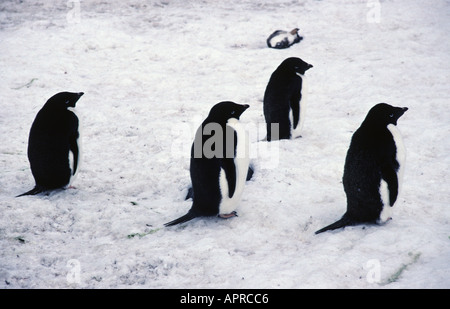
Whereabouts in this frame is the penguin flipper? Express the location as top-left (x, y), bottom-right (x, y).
top-left (164, 211), bottom-right (197, 227)
top-left (290, 82), bottom-right (301, 130)
top-left (16, 186), bottom-right (44, 197)
top-left (381, 165), bottom-right (399, 206)
top-left (221, 158), bottom-right (237, 198)
top-left (315, 214), bottom-right (354, 234)
top-left (70, 139), bottom-right (79, 176)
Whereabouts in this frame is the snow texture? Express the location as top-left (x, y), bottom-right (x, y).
top-left (0, 0), bottom-right (449, 288)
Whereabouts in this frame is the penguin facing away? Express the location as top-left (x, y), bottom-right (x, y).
top-left (17, 92), bottom-right (84, 197)
top-left (267, 28), bottom-right (303, 49)
top-left (263, 57), bottom-right (313, 141)
top-left (165, 102), bottom-right (250, 227)
top-left (315, 103), bottom-right (408, 234)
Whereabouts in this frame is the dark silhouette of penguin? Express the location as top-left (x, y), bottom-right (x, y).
top-left (267, 28), bottom-right (303, 49)
top-left (165, 102), bottom-right (250, 226)
top-left (17, 92), bottom-right (84, 197)
top-left (263, 57), bottom-right (313, 141)
top-left (315, 103), bottom-right (408, 234)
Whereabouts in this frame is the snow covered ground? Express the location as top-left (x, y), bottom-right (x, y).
top-left (0, 0), bottom-right (449, 289)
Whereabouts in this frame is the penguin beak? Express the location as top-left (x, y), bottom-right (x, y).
top-left (69, 92), bottom-right (84, 108)
top-left (234, 104), bottom-right (249, 119)
top-left (399, 107), bottom-right (408, 117)
top-left (394, 107), bottom-right (408, 124)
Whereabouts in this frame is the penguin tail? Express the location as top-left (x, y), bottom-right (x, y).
top-left (16, 186), bottom-right (44, 197)
top-left (315, 214), bottom-right (354, 234)
top-left (164, 211), bottom-right (197, 227)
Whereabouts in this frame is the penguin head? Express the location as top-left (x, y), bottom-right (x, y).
top-left (289, 28), bottom-right (300, 35)
top-left (289, 28), bottom-right (303, 43)
top-left (207, 101), bottom-right (250, 123)
top-left (44, 92), bottom-right (84, 110)
top-left (279, 57), bottom-right (313, 75)
top-left (364, 103), bottom-right (408, 127)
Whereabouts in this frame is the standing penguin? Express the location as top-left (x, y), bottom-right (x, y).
top-left (267, 28), bottom-right (303, 49)
top-left (17, 92), bottom-right (84, 197)
top-left (263, 57), bottom-right (313, 141)
top-left (315, 103), bottom-right (408, 234)
top-left (165, 102), bottom-right (250, 226)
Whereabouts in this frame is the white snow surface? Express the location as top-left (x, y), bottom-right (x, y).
top-left (0, 0), bottom-right (449, 289)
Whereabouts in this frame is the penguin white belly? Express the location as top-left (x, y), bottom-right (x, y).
top-left (268, 34), bottom-right (282, 48)
top-left (268, 32), bottom-right (295, 48)
top-left (388, 124), bottom-right (406, 192)
top-left (378, 124), bottom-right (406, 223)
top-left (67, 107), bottom-right (81, 188)
top-left (290, 74), bottom-right (307, 139)
top-left (218, 119), bottom-right (250, 215)
top-left (68, 146), bottom-right (80, 187)
top-left (378, 180), bottom-right (392, 223)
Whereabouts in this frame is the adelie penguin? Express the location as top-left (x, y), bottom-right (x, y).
top-left (165, 102), bottom-right (250, 227)
top-left (267, 28), bottom-right (303, 49)
top-left (17, 92), bottom-right (84, 197)
top-left (263, 57), bottom-right (313, 141)
top-left (315, 103), bottom-right (408, 234)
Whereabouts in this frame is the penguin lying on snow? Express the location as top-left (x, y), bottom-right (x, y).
top-left (17, 92), bottom-right (84, 197)
top-left (263, 57), bottom-right (313, 141)
top-left (267, 28), bottom-right (303, 49)
top-left (315, 103), bottom-right (408, 234)
top-left (165, 102), bottom-right (250, 227)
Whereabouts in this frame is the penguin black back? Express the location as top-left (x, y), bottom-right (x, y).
top-left (165, 102), bottom-right (250, 227)
top-left (316, 103), bottom-right (408, 234)
top-left (263, 57), bottom-right (313, 141)
top-left (17, 92), bottom-right (84, 197)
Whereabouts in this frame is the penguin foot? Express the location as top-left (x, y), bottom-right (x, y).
top-left (218, 211), bottom-right (238, 219)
